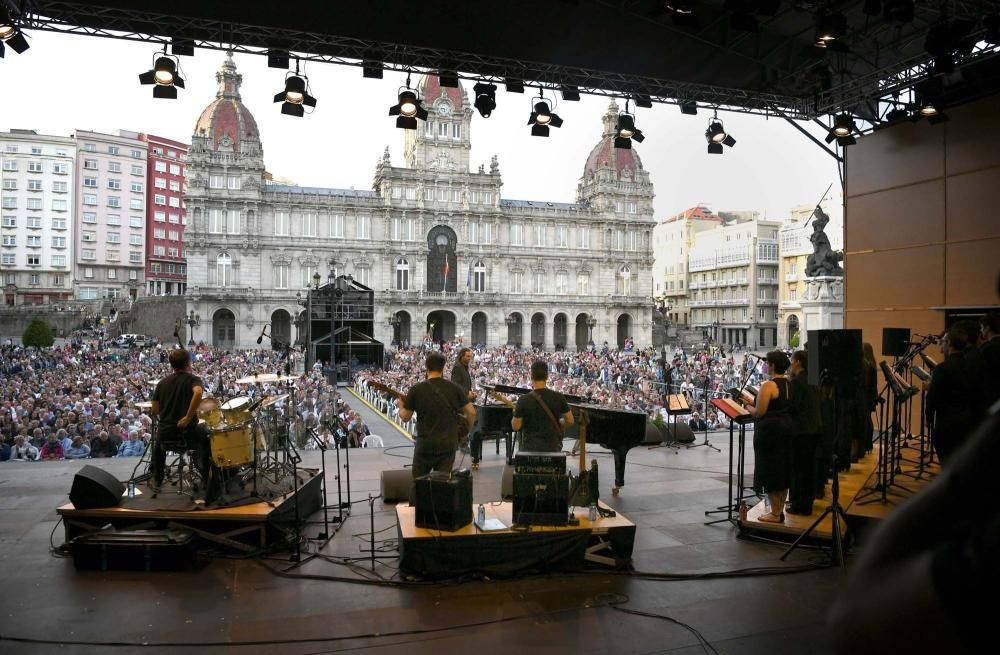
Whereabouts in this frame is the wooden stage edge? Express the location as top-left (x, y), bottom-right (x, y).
top-left (740, 440), bottom-right (940, 542)
top-left (56, 469), bottom-right (324, 552)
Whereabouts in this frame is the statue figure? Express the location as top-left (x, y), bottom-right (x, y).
top-left (805, 206), bottom-right (844, 277)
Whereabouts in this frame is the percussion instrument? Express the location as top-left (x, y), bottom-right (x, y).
top-left (135, 401), bottom-right (153, 410)
top-left (260, 394), bottom-right (289, 408)
top-left (197, 396), bottom-right (223, 428)
top-left (220, 396), bottom-right (252, 424)
top-left (235, 373), bottom-right (297, 384)
top-left (148, 378), bottom-right (162, 388)
top-left (209, 421), bottom-right (254, 468)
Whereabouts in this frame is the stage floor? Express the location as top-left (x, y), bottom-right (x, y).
top-left (0, 429), bottom-right (930, 654)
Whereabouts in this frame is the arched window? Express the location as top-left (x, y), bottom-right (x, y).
top-left (473, 259), bottom-right (486, 293)
top-left (617, 264), bottom-right (631, 295)
top-left (395, 257), bottom-right (409, 291)
top-left (217, 253), bottom-right (232, 288)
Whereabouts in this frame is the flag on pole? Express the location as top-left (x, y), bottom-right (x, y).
top-left (466, 262), bottom-right (472, 289)
top-left (444, 259), bottom-right (450, 282)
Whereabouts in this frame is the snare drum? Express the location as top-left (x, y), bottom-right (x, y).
top-left (197, 396), bottom-right (223, 428)
top-left (209, 421), bottom-right (254, 468)
top-left (221, 396), bottom-right (252, 425)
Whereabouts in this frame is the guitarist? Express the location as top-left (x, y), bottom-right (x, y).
top-left (398, 352), bottom-right (477, 487)
top-left (511, 360), bottom-right (574, 452)
top-left (450, 348), bottom-right (475, 452)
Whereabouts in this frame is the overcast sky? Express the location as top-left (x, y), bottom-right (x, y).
top-left (1, 30), bottom-right (841, 220)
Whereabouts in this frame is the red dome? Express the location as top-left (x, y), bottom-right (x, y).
top-left (194, 54), bottom-right (260, 151)
top-left (418, 74), bottom-right (464, 108)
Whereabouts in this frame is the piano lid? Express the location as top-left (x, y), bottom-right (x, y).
top-left (486, 383), bottom-right (589, 404)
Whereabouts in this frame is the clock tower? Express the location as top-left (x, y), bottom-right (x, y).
top-left (404, 75), bottom-right (473, 172)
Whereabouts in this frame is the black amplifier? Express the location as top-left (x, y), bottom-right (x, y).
top-left (512, 473), bottom-right (569, 526)
top-left (414, 471), bottom-right (473, 531)
top-left (514, 451), bottom-right (566, 475)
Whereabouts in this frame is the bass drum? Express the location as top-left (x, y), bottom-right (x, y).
top-left (197, 396), bottom-right (223, 428)
top-left (209, 421), bottom-right (254, 468)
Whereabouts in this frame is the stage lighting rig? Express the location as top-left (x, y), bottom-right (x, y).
top-left (138, 49), bottom-right (185, 99)
top-left (473, 82), bottom-right (497, 118)
top-left (389, 72), bottom-right (428, 130)
top-left (825, 114), bottom-right (857, 147)
top-left (273, 61), bottom-right (317, 117)
top-left (705, 111), bottom-right (735, 154)
top-left (614, 101), bottom-right (645, 149)
top-left (527, 91), bottom-right (563, 137)
top-left (0, 6), bottom-right (30, 57)
top-left (814, 9), bottom-right (847, 49)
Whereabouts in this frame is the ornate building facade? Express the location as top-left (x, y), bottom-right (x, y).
top-left (184, 56), bottom-right (655, 350)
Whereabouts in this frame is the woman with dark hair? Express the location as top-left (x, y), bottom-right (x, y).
top-left (745, 350), bottom-right (795, 523)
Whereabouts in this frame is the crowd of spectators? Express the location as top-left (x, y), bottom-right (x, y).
top-left (1, 335), bottom-right (370, 463)
top-left (362, 340), bottom-right (769, 429)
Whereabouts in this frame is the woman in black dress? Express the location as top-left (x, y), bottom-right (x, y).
top-left (746, 350), bottom-right (795, 523)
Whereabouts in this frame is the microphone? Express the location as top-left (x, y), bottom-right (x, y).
top-left (256, 325), bottom-right (269, 345)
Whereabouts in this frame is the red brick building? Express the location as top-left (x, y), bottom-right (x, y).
top-left (139, 134), bottom-right (187, 296)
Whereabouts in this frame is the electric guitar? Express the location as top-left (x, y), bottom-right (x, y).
top-left (366, 379), bottom-right (406, 402)
top-left (487, 390), bottom-right (516, 408)
top-left (569, 409), bottom-right (598, 508)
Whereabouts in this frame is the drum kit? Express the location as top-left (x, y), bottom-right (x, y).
top-left (136, 371), bottom-right (303, 497)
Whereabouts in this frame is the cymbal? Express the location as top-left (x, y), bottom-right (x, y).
top-left (235, 373), bottom-right (297, 384)
top-left (135, 401), bottom-right (153, 409)
top-left (260, 394), bottom-right (289, 408)
top-left (147, 379), bottom-right (161, 387)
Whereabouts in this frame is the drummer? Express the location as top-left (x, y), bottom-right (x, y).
top-left (151, 349), bottom-right (221, 502)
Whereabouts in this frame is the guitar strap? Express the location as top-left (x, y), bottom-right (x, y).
top-left (531, 390), bottom-right (563, 439)
top-left (427, 381), bottom-right (461, 436)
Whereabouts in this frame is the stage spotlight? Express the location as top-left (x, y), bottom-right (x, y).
top-left (362, 60), bottom-right (384, 78)
top-left (665, 0), bottom-right (696, 14)
top-left (814, 9), bottom-right (847, 48)
top-left (634, 94), bottom-right (653, 109)
top-left (138, 52), bottom-right (185, 99)
top-left (885, 106), bottom-right (910, 122)
top-left (917, 100), bottom-right (948, 125)
top-left (505, 78), bottom-right (525, 93)
top-left (825, 114), bottom-right (857, 147)
top-left (680, 101), bottom-right (698, 115)
top-left (171, 38), bottom-right (194, 57)
top-left (614, 111), bottom-right (645, 149)
top-left (561, 86), bottom-right (581, 101)
top-left (705, 114), bottom-right (735, 154)
top-left (527, 96), bottom-right (563, 137)
top-left (273, 69), bottom-right (317, 117)
top-left (0, 7), bottom-right (30, 56)
top-left (267, 49), bottom-right (290, 69)
top-left (473, 82), bottom-right (497, 118)
top-left (438, 70), bottom-right (459, 88)
top-left (389, 78), bottom-right (428, 130)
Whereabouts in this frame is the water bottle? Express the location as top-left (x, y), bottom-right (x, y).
top-left (127, 481), bottom-right (135, 499)
top-left (588, 503), bottom-right (598, 522)
top-left (477, 503), bottom-right (486, 525)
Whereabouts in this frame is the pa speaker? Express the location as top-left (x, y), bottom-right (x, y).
top-left (380, 469), bottom-right (411, 504)
top-left (69, 465), bottom-right (125, 509)
top-left (807, 329), bottom-right (863, 387)
top-left (882, 327), bottom-right (911, 357)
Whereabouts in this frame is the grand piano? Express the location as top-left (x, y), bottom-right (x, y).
top-left (487, 384), bottom-right (647, 493)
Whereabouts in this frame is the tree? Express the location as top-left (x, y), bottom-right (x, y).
top-left (22, 318), bottom-right (55, 348)
top-left (789, 331), bottom-right (800, 348)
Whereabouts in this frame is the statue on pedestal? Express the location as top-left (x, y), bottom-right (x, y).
top-left (805, 205), bottom-right (844, 277)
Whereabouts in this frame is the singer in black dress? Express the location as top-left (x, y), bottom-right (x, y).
top-left (746, 350), bottom-right (795, 523)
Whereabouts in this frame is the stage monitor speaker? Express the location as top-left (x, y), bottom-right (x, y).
top-left (69, 465), bottom-right (125, 509)
top-left (807, 329), bottom-right (863, 387)
top-left (882, 327), bottom-right (911, 357)
top-left (380, 469), bottom-right (411, 504)
top-left (414, 472), bottom-right (472, 531)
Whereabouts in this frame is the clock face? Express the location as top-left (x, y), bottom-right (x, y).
top-left (437, 101), bottom-right (451, 116)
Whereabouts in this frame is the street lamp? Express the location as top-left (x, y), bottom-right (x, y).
top-left (185, 309), bottom-right (201, 346)
top-left (586, 316), bottom-right (597, 348)
top-left (387, 312), bottom-right (400, 346)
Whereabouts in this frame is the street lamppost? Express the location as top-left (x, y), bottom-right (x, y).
top-left (387, 312), bottom-right (400, 346)
top-left (503, 315), bottom-right (514, 347)
top-left (654, 293), bottom-right (672, 347)
top-left (185, 309), bottom-right (201, 346)
top-left (327, 265), bottom-right (338, 386)
top-left (586, 316), bottom-right (597, 349)
top-left (294, 292), bottom-right (305, 349)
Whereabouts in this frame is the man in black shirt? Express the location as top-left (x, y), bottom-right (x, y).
top-left (399, 352), bottom-right (476, 483)
top-left (511, 360), bottom-right (574, 452)
top-left (450, 347), bottom-right (475, 452)
top-left (926, 327), bottom-right (979, 466)
top-left (151, 349), bottom-right (217, 501)
top-left (979, 312), bottom-right (1000, 408)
